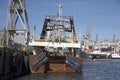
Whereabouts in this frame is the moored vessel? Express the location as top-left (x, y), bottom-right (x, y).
top-left (29, 4), bottom-right (82, 73)
top-left (82, 48), bottom-right (112, 59)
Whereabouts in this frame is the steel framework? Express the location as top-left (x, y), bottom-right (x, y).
top-left (6, 0), bottom-right (29, 47)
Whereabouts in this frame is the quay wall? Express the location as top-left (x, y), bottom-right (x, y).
top-left (0, 47), bottom-right (30, 80)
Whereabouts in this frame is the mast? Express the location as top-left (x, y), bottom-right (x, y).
top-left (58, 3), bottom-right (63, 19)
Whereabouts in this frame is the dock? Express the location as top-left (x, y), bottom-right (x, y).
top-left (0, 47), bottom-right (30, 80)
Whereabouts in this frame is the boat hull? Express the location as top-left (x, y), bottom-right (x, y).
top-left (111, 54), bottom-right (120, 59)
top-left (29, 55), bottom-right (82, 73)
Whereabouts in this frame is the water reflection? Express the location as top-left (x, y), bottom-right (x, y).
top-left (14, 73), bottom-right (82, 80)
top-left (82, 60), bottom-right (120, 80)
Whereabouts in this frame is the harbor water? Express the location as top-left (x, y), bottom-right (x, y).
top-left (13, 60), bottom-right (120, 80)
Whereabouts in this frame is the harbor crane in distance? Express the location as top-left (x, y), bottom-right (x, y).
top-left (5, 0), bottom-right (30, 47)
top-left (84, 12), bottom-right (98, 40)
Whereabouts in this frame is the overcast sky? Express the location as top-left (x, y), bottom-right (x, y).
top-left (0, 0), bottom-right (120, 41)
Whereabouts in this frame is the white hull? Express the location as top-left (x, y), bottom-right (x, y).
top-left (111, 53), bottom-right (120, 59)
top-left (89, 50), bottom-right (111, 56)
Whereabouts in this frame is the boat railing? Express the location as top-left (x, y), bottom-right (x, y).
top-left (30, 36), bottom-right (79, 43)
top-left (46, 15), bottom-right (74, 19)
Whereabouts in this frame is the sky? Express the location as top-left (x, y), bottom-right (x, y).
top-left (0, 0), bottom-right (120, 42)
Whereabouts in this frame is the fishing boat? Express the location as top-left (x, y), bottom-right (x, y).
top-left (29, 4), bottom-right (82, 73)
top-left (82, 48), bottom-right (112, 59)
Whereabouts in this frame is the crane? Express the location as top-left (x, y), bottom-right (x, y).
top-left (5, 0), bottom-right (30, 47)
top-left (84, 12), bottom-right (98, 40)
